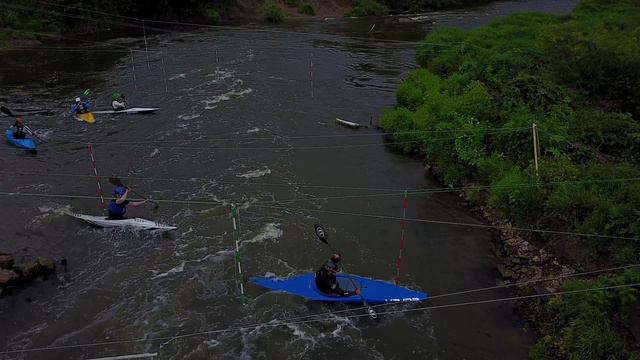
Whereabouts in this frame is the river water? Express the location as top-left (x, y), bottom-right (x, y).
top-left (0, 1), bottom-right (577, 359)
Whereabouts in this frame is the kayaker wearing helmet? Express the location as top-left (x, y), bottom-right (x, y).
top-left (11, 116), bottom-right (26, 139)
top-left (71, 97), bottom-right (90, 115)
top-left (111, 92), bottom-right (127, 111)
top-left (315, 253), bottom-right (361, 296)
top-left (108, 187), bottom-right (148, 220)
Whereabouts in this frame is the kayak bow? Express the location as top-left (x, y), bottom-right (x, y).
top-left (93, 107), bottom-right (160, 114)
top-left (75, 112), bottom-right (96, 124)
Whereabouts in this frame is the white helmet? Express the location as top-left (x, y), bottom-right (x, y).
top-left (75, 97), bottom-right (81, 102)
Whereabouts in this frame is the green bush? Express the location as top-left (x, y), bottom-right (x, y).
top-left (205, 8), bottom-right (220, 24)
top-left (383, 1), bottom-right (640, 357)
top-left (345, 0), bottom-right (388, 17)
top-left (265, 4), bottom-right (285, 22)
top-left (284, 0), bottom-right (299, 7)
top-left (298, 2), bottom-right (315, 15)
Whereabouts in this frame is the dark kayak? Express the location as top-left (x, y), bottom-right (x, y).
top-left (5, 129), bottom-right (36, 150)
top-left (249, 273), bottom-right (427, 304)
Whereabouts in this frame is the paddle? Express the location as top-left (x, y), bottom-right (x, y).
top-left (314, 223), bottom-right (378, 320)
top-left (108, 176), bottom-right (159, 210)
top-left (1, 106), bottom-right (46, 143)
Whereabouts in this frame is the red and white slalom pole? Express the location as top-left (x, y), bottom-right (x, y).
top-left (87, 144), bottom-right (106, 213)
top-left (395, 191), bottom-right (409, 285)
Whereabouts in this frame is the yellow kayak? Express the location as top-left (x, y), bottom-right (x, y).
top-left (75, 112), bottom-right (96, 124)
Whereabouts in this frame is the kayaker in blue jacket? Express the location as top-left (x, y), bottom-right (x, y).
top-left (108, 187), bottom-right (148, 220)
top-left (315, 253), bottom-right (361, 296)
top-left (71, 97), bottom-right (90, 114)
top-left (11, 116), bottom-right (26, 139)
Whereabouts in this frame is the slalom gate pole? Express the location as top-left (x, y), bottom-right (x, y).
top-left (130, 49), bottom-right (137, 89)
top-left (231, 204), bottom-right (248, 304)
top-left (394, 190), bottom-right (409, 285)
top-left (87, 144), bottom-right (106, 214)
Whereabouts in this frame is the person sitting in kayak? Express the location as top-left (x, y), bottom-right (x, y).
top-left (71, 97), bottom-right (90, 114)
top-left (315, 253), bottom-right (361, 296)
top-left (108, 187), bottom-right (148, 220)
top-left (111, 92), bottom-right (127, 111)
top-left (11, 116), bottom-right (26, 139)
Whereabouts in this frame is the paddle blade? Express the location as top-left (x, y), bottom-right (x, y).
top-left (108, 176), bottom-right (125, 187)
top-left (1, 106), bottom-right (14, 117)
top-left (314, 223), bottom-right (329, 244)
top-left (83, 89), bottom-right (92, 96)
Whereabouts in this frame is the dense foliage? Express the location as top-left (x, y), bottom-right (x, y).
top-left (264, 4), bottom-right (285, 22)
top-left (0, 0), bottom-right (238, 38)
top-left (344, 0), bottom-right (491, 16)
top-left (381, 1), bottom-right (640, 357)
top-left (298, 2), bottom-right (316, 16)
top-left (345, 0), bottom-right (389, 17)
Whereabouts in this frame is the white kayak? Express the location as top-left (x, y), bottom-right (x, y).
top-left (93, 107), bottom-right (160, 114)
top-left (67, 212), bottom-right (177, 231)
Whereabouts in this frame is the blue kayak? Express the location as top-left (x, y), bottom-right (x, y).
top-left (249, 273), bottom-right (427, 304)
top-left (5, 129), bottom-right (36, 150)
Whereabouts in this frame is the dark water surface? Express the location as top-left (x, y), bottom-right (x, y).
top-left (0, 1), bottom-right (577, 358)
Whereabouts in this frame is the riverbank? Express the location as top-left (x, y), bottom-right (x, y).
top-left (0, 0), bottom-right (502, 45)
top-left (381, 0), bottom-right (640, 358)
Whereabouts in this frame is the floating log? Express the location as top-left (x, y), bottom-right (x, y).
top-left (335, 117), bottom-right (360, 129)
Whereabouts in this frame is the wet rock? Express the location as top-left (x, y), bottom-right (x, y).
top-left (36, 257), bottom-right (55, 272)
top-left (497, 265), bottom-right (518, 280)
top-left (0, 269), bottom-right (19, 287)
top-left (14, 261), bottom-right (42, 280)
top-left (0, 255), bottom-right (14, 270)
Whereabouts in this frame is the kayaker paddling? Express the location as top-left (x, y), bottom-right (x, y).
top-left (71, 97), bottom-right (90, 115)
top-left (315, 253), bottom-right (361, 296)
top-left (111, 92), bottom-right (127, 111)
top-left (10, 116), bottom-right (26, 139)
top-left (108, 186), bottom-right (148, 220)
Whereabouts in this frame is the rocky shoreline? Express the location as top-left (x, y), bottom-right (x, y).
top-left (422, 162), bottom-right (575, 296)
top-left (463, 195), bottom-right (576, 294)
top-left (0, 252), bottom-right (60, 296)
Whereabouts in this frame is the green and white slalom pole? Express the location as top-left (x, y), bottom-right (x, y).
top-left (231, 204), bottom-right (248, 304)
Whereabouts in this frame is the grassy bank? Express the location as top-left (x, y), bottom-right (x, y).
top-left (380, 0), bottom-right (640, 358)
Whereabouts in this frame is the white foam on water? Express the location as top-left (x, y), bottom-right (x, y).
top-left (169, 73), bottom-right (186, 80)
top-left (181, 227), bottom-right (194, 237)
top-left (241, 223), bottom-right (282, 247)
top-left (204, 339), bottom-right (221, 348)
top-left (36, 129), bottom-right (54, 141)
top-left (196, 249), bottom-right (233, 263)
top-left (177, 113), bottom-right (201, 120)
top-left (152, 261), bottom-right (186, 279)
top-left (246, 127), bottom-right (261, 133)
top-left (267, 75), bottom-right (296, 82)
top-left (283, 323), bottom-right (318, 350)
top-left (27, 203), bottom-right (72, 227)
top-left (236, 167), bottom-right (271, 179)
top-left (202, 88), bottom-right (253, 110)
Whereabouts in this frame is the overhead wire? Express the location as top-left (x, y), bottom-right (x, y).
top-left (53, 126), bottom-right (531, 145)
top-left (44, 129), bottom-right (528, 151)
top-left (1, 170), bottom-right (639, 195)
top-left (0, 281), bottom-right (637, 355)
top-left (0, 191), bottom-right (637, 241)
